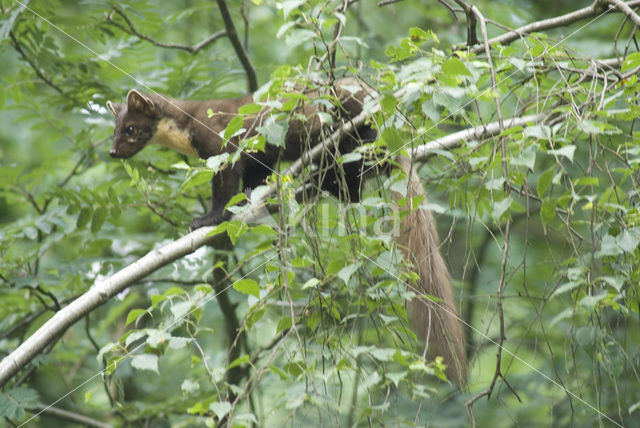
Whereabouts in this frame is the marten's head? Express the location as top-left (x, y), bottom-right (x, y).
top-left (106, 90), bottom-right (159, 159)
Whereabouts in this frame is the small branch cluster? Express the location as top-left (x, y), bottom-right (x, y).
top-left (106, 6), bottom-right (227, 54)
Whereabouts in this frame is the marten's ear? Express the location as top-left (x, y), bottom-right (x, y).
top-left (106, 100), bottom-right (121, 117)
top-left (126, 89), bottom-right (154, 112)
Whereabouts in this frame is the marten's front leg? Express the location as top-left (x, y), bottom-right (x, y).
top-left (190, 167), bottom-right (240, 230)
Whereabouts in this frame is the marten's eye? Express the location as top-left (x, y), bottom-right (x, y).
top-left (125, 125), bottom-right (135, 135)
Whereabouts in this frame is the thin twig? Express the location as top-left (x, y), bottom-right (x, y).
top-left (107, 7), bottom-right (226, 54)
top-left (216, 0), bottom-right (258, 92)
top-left (437, 0), bottom-right (460, 21)
top-left (30, 403), bottom-right (112, 428)
top-left (605, 0), bottom-right (640, 28)
top-left (378, 0), bottom-right (403, 6)
top-left (8, 31), bottom-right (79, 104)
top-left (472, 4), bottom-right (513, 405)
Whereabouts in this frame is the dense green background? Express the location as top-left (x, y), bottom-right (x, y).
top-left (1, 0), bottom-right (639, 426)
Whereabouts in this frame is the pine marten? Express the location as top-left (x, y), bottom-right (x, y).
top-left (107, 77), bottom-right (467, 385)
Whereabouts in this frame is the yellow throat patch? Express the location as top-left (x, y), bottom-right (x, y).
top-left (151, 118), bottom-right (198, 158)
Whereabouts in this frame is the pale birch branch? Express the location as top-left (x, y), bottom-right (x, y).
top-left (0, 228), bottom-right (215, 386)
top-left (462, 0), bottom-right (640, 53)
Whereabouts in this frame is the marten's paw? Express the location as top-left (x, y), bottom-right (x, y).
top-left (190, 214), bottom-right (216, 231)
top-left (189, 211), bottom-right (229, 232)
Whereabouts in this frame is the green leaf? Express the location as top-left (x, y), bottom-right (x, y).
top-left (579, 120), bottom-right (621, 135)
top-left (227, 220), bottom-right (248, 244)
top-left (380, 94), bottom-right (397, 115)
top-left (233, 278), bottom-right (260, 297)
top-left (337, 262), bottom-right (361, 286)
top-left (184, 169), bottom-right (214, 190)
top-left (302, 278), bottom-right (320, 289)
top-left (537, 168), bottom-right (555, 197)
top-left (617, 230), bottom-right (639, 253)
top-left (169, 302), bottom-right (192, 323)
top-left (210, 401), bottom-right (232, 419)
top-left (523, 125), bottom-right (551, 140)
top-left (232, 413), bottom-right (258, 425)
top-left (282, 0), bottom-right (305, 19)
top-left (181, 379), bottom-right (200, 394)
top-left (552, 281), bottom-right (582, 296)
top-left (147, 330), bottom-right (170, 348)
top-left (409, 27), bottom-right (438, 43)
top-left (126, 309), bottom-right (148, 326)
top-left (381, 127), bottom-right (404, 153)
top-left (492, 197), bottom-right (512, 221)
top-left (441, 57), bottom-right (471, 77)
top-left (599, 234), bottom-right (622, 257)
top-left (131, 354), bottom-right (159, 373)
top-left (421, 100), bottom-right (440, 122)
top-left (207, 221), bottom-right (228, 238)
top-left (0, 5), bottom-right (25, 42)
top-left (223, 115), bottom-right (245, 140)
top-left (228, 354), bottom-right (250, 369)
top-left (238, 103), bottom-right (263, 114)
top-left (169, 337), bottom-right (190, 349)
top-left (361, 371), bottom-right (382, 389)
top-left (387, 371), bottom-right (406, 388)
top-left (277, 316), bottom-right (292, 333)
top-left (256, 116), bottom-right (289, 147)
top-left (76, 207), bottom-right (92, 229)
top-left (339, 152), bottom-right (362, 164)
top-left (621, 52), bottom-right (640, 72)
top-left (579, 293), bottom-right (607, 311)
top-left (573, 177), bottom-right (599, 187)
top-left (97, 342), bottom-right (118, 363)
top-left (0, 387), bottom-right (39, 419)
top-left (226, 192), bottom-right (247, 210)
top-left (250, 224), bottom-right (277, 236)
top-left (540, 198), bottom-right (557, 226)
top-left (499, 125), bottom-right (524, 137)
top-left (547, 145), bottom-right (576, 162)
top-left (23, 226), bottom-right (38, 240)
top-left (370, 348), bottom-right (395, 361)
top-left (485, 177), bottom-right (505, 190)
top-left (206, 152), bottom-right (229, 173)
top-left (385, 44), bottom-right (412, 62)
top-left (91, 209), bottom-right (107, 233)
top-left (511, 147), bottom-right (536, 170)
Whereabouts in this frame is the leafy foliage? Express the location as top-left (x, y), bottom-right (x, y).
top-left (1, 0), bottom-right (639, 427)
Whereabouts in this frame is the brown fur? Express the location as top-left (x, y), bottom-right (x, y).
top-left (395, 156), bottom-right (466, 385)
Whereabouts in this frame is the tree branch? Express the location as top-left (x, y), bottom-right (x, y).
top-left (378, 0), bottom-right (404, 6)
top-left (215, 0), bottom-right (258, 92)
top-left (461, 0), bottom-right (640, 53)
top-left (30, 403), bottom-right (113, 428)
top-left (106, 7), bottom-right (227, 54)
top-left (0, 228), bottom-right (218, 386)
top-left (8, 30), bottom-right (80, 105)
top-left (452, 0), bottom-right (478, 46)
top-left (412, 114), bottom-right (543, 161)
top-left (605, 0), bottom-right (640, 27)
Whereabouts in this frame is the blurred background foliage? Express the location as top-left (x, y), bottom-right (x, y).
top-left (1, 0), bottom-right (639, 427)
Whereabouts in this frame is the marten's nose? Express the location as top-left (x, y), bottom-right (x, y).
top-left (109, 149), bottom-right (118, 158)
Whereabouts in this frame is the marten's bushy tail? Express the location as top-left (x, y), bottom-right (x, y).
top-left (394, 156), bottom-right (466, 386)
